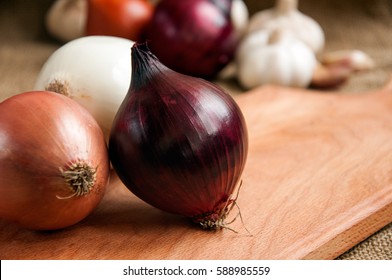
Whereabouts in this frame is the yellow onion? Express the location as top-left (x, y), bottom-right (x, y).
top-left (0, 91), bottom-right (110, 230)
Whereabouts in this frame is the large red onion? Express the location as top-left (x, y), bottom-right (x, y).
top-left (109, 43), bottom-right (248, 230)
top-left (143, 0), bottom-right (238, 79)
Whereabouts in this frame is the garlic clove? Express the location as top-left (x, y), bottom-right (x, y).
top-left (311, 63), bottom-right (352, 89)
top-left (311, 50), bottom-right (375, 89)
top-left (46, 0), bottom-right (87, 42)
top-left (320, 49), bottom-right (375, 72)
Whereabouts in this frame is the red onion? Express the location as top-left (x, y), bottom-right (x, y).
top-left (143, 0), bottom-right (239, 79)
top-left (109, 43), bottom-right (248, 230)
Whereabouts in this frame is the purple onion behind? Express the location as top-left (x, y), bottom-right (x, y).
top-left (143, 0), bottom-right (238, 79)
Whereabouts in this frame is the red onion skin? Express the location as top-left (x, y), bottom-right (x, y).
top-left (0, 91), bottom-right (110, 230)
top-left (109, 43), bottom-right (248, 228)
top-left (143, 0), bottom-right (238, 79)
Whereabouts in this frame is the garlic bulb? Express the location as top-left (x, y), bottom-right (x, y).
top-left (236, 29), bottom-right (317, 89)
top-left (247, 0), bottom-right (325, 53)
top-left (46, 0), bottom-right (87, 42)
top-left (35, 36), bottom-right (133, 141)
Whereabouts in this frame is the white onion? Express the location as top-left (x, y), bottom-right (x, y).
top-left (35, 36), bottom-right (133, 141)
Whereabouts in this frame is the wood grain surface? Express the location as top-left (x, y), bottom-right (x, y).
top-left (2, 79), bottom-right (392, 260)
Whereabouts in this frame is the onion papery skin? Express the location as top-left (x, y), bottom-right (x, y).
top-left (0, 91), bottom-right (110, 230)
top-left (143, 0), bottom-right (239, 79)
top-left (109, 43), bottom-right (248, 230)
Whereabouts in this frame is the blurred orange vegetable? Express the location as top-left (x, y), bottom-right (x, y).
top-left (86, 0), bottom-right (154, 41)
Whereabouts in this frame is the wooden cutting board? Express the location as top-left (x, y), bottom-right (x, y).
top-left (2, 79), bottom-right (392, 260)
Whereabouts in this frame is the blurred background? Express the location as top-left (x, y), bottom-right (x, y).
top-left (1, 0), bottom-right (392, 95)
top-left (0, 0), bottom-right (391, 259)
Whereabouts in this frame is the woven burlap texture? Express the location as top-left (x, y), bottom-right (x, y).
top-left (337, 223), bottom-right (392, 260)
